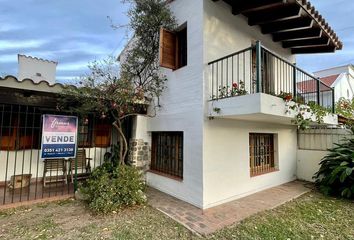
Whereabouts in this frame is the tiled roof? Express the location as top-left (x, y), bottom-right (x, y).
top-left (296, 77), bottom-right (336, 94)
top-left (0, 75), bottom-right (75, 93)
top-left (297, 0), bottom-right (342, 50)
top-left (319, 74), bottom-right (340, 87)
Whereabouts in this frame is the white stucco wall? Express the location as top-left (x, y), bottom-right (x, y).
top-left (208, 93), bottom-right (338, 125)
top-left (203, 119), bottom-right (297, 208)
top-left (203, 0), bottom-right (295, 64)
top-left (144, 0), bottom-right (205, 208)
top-left (201, 0), bottom-right (299, 208)
top-left (297, 149), bottom-right (327, 182)
top-left (18, 55), bottom-right (57, 84)
top-left (137, 0), bottom-right (302, 209)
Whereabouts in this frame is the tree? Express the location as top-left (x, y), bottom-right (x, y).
top-left (336, 97), bottom-right (354, 132)
top-left (60, 0), bottom-right (176, 164)
top-left (120, 0), bottom-right (176, 98)
top-left (336, 97), bottom-right (354, 119)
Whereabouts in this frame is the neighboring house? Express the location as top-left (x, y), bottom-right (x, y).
top-left (314, 65), bottom-right (354, 101)
top-left (0, 75), bottom-right (113, 206)
top-left (295, 65), bottom-right (354, 108)
top-left (18, 54), bottom-right (57, 84)
top-left (121, 0), bottom-right (342, 209)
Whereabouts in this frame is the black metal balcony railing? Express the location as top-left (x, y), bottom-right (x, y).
top-left (208, 41), bottom-right (335, 112)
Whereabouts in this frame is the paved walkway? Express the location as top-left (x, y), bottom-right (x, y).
top-left (147, 181), bottom-right (311, 235)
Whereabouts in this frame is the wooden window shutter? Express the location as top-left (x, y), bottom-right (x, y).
top-left (94, 123), bottom-right (111, 147)
top-left (159, 28), bottom-right (177, 70)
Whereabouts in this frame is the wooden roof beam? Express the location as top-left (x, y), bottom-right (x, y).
top-left (261, 17), bottom-right (313, 34)
top-left (248, 4), bottom-right (301, 25)
top-left (273, 28), bottom-right (322, 41)
top-left (291, 45), bottom-right (336, 54)
top-left (282, 36), bottom-right (330, 48)
top-left (230, 0), bottom-right (285, 15)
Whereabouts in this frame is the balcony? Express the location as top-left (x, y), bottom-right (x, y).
top-left (208, 42), bottom-right (337, 125)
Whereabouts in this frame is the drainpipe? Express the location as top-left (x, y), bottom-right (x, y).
top-left (293, 64), bottom-right (297, 98)
top-left (316, 77), bottom-right (320, 105)
top-left (256, 41), bottom-right (262, 93)
top-left (332, 88), bottom-right (335, 113)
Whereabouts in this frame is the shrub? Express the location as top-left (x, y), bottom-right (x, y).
top-left (81, 164), bottom-right (147, 213)
top-left (314, 138), bottom-right (354, 198)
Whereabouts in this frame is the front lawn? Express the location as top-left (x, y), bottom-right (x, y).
top-left (0, 192), bottom-right (353, 240)
top-left (208, 192), bottom-right (354, 240)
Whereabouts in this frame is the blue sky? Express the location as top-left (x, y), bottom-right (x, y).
top-left (0, 0), bottom-right (130, 83)
top-left (0, 0), bottom-right (353, 83)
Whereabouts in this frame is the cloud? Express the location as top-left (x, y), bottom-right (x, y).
top-left (0, 39), bottom-right (47, 51)
top-left (57, 61), bottom-right (89, 71)
top-left (56, 76), bottom-right (80, 84)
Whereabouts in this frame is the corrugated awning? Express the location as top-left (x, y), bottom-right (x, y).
top-left (212, 0), bottom-right (343, 54)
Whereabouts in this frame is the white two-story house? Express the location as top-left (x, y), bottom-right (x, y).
top-left (314, 64), bottom-right (354, 101)
top-left (124, 0), bottom-right (342, 209)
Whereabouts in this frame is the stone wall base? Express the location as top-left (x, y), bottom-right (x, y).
top-left (128, 139), bottom-right (150, 173)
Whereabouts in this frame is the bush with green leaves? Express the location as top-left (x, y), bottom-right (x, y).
top-left (81, 164), bottom-right (146, 213)
top-left (314, 138), bottom-right (354, 198)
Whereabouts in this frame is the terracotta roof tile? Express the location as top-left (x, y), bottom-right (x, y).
top-left (319, 74), bottom-right (340, 87)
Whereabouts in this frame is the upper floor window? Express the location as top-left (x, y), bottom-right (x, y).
top-left (159, 24), bottom-right (187, 70)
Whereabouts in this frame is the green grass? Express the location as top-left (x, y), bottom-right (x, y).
top-left (208, 193), bottom-right (354, 240)
top-left (0, 192), bottom-right (352, 240)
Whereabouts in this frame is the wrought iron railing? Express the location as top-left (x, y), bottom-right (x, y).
top-left (208, 41), bottom-right (335, 112)
top-left (0, 104), bottom-right (112, 206)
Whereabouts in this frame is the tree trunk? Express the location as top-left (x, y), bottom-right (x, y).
top-left (113, 120), bottom-right (128, 165)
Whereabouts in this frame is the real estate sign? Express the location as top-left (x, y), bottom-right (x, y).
top-left (41, 114), bottom-right (78, 159)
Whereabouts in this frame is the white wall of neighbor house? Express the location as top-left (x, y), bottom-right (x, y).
top-left (297, 149), bottom-right (327, 182)
top-left (203, 119), bottom-right (298, 208)
top-left (18, 55), bottom-right (57, 85)
top-left (314, 65), bottom-right (354, 101)
top-left (333, 74), bottom-right (354, 101)
top-left (314, 65), bottom-right (354, 78)
top-left (142, 0), bottom-right (205, 208)
top-left (296, 128), bottom-right (353, 182)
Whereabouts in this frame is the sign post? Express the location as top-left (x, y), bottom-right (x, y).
top-left (40, 114), bottom-right (78, 189)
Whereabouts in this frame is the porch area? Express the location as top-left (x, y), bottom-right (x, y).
top-left (148, 181), bottom-right (310, 235)
top-left (0, 181), bottom-right (75, 208)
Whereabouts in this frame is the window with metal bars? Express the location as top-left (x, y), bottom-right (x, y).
top-left (249, 133), bottom-right (276, 176)
top-left (151, 132), bottom-right (183, 179)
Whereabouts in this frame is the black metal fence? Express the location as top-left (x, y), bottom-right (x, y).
top-left (208, 41), bottom-right (335, 112)
top-left (209, 47), bottom-right (254, 100)
top-left (0, 104), bottom-right (112, 206)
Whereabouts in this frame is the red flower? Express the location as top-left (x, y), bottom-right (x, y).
top-left (232, 83), bottom-right (238, 88)
top-left (284, 94), bottom-right (292, 101)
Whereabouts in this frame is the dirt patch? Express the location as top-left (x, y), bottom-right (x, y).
top-left (0, 199), bottom-right (196, 240)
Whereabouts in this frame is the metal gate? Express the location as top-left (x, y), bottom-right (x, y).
top-left (0, 104), bottom-right (111, 207)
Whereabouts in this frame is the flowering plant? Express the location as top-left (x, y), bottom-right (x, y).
top-left (276, 91), bottom-right (293, 102)
top-left (218, 81), bottom-right (248, 98)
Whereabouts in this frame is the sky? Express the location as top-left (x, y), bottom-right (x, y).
top-left (0, 0), bottom-right (353, 83)
top-left (0, 0), bottom-right (130, 83)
